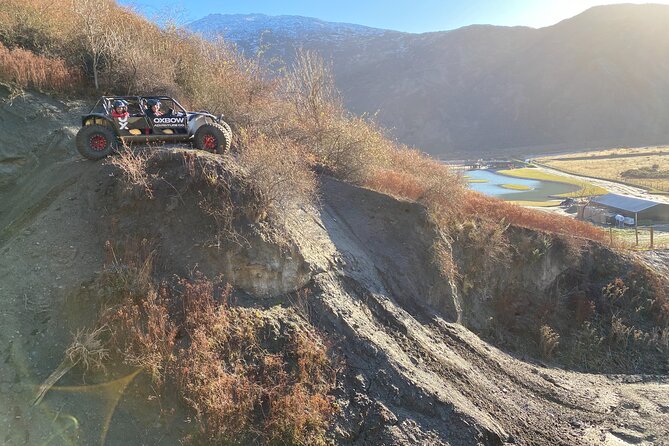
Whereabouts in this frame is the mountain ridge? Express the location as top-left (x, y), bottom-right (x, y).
top-left (188, 4), bottom-right (669, 158)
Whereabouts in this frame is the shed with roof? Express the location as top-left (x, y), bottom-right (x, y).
top-left (590, 194), bottom-right (669, 224)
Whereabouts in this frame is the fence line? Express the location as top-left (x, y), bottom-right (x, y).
top-left (609, 226), bottom-right (669, 250)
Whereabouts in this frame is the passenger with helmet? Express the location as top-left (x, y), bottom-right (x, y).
top-left (145, 99), bottom-right (164, 119)
top-left (111, 99), bottom-right (129, 119)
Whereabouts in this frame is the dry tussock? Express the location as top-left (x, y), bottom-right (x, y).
top-left (100, 238), bottom-right (155, 302)
top-left (65, 326), bottom-right (109, 371)
top-left (33, 326), bottom-right (109, 406)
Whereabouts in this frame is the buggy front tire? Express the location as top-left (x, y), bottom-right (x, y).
top-left (76, 125), bottom-right (117, 160)
top-left (194, 123), bottom-right (230, 154)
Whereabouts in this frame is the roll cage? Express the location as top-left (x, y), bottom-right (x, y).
top-left (87, 96), bottom-right (188, 118)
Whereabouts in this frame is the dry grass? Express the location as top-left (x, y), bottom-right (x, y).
top-left (65, 326), bottom-right (109, 371)
top-left (536, 147), bottom-right (669, 192)
top-left (508, 200), bottom-right (562, 207)
top-left (33, 326), bottom-right (109, 406)
top-left (560, 273), bottom-right (669, 373)
top-left (539, 325), bottom-right (560, 360)
top-left (98, 237), bottom-right (176, 384)
top-left (366, 168), bottom-right (426, 201)
top-left (99, 238), bottom-right (155, 302)
top-left (107, 145), bottom-right (155, 198)
top-left (180, 149), bottom-right (312, 244)
top-left (500, 184), bottom-right (532, 191)
top-left (237, 130), bottom-right (317, 225)
top-left (104, 287), bottom-right (177, 385)
top-left (610, 227), bottom-right (669, 250)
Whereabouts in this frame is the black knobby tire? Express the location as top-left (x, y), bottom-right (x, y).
top-left (194, 123), bottom-right (231, 154)
top-left (220, 120), bottom-right (232, 136)
top-left (76, 124), bottom-right (117, 160)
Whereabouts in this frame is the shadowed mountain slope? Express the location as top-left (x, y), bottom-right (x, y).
top-left (189, 4), bottom-right (669, 158)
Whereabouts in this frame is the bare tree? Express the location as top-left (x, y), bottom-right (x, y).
top-left (284, 48), bottom-right (340, 129)
top-left (72, 0), bottom-right (114, 90)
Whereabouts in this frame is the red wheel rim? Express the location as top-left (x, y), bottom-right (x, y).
top-left (202, 134), bottom-right (217, 151)
top-left (90, 134), bottom-right (107, 151)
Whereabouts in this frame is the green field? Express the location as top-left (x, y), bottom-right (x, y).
top-left (500, 183), bottom-right (532, 191)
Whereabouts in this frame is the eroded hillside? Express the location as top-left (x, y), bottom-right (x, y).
top-left (1, 91), bottom-right (668, 446)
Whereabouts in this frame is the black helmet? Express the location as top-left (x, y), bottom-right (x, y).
top-left (147, 99), bottom-right (161, 108)
top-left (112, 99), bottom-right (127, 109)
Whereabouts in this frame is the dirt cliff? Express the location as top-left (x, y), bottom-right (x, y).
top-left (1, 90), bottom-right (668, 445)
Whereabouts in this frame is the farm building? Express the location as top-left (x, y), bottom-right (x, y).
top-left (589, 194), bottom-right (669, 225)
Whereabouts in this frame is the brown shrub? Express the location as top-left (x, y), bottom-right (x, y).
top-left (105, 287), bottom-right (176, 385)
top-left (0, 0), bottom-right (76, 53)
top-left (366, 168), bottom-right (426, 201)
top-left (284, 48), bottom-right (340, 131)
top-left (458, 190), bottom-right (607, 243)
top-left (237, 130), bottom-right (317, 226)
top-left (175, 276), bottom-right (336, 445)
top-left (310, 115), bottom-right (395, 182)
top-left (569, 292), bottom-right (596, 325)
top-left (179, 148), bottom-right (309, 243)
top-left (0, 42), bottom-right (81, 92)
top-left (98, 263), bottom-right (336, 444)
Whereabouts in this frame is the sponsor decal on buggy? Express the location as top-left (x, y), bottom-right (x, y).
top-left (117, 115), bottom-right (128, 130)
top-left (152, 116), bottom-right (186, 127)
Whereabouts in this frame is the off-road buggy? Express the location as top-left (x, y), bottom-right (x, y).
top-left (76, 96), bottom-right (232, 160)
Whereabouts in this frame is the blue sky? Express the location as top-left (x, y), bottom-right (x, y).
top-left (118, 1), bottom-right (669, 33)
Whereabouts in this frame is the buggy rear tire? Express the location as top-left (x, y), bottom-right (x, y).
top-left (76, 125), bottom-right (117, 160)
top-left (194, 123), bottom-right (230, 154)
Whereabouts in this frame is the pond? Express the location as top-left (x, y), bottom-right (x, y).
top-left (465, 169), bottom-right (580, 202)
